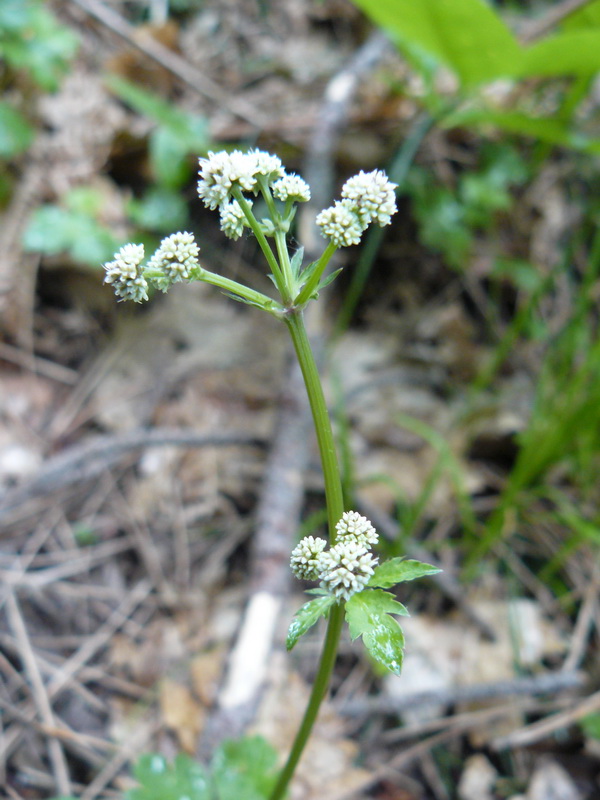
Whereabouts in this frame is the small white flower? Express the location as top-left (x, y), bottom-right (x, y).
top-left (272, 174), bottom-right (311, 203)
top-left (103, 243), bottom-right (148, 303)
top-left (318, 540), bottom-right (378, 602)
top-left (219, 198), bottom-right (249, 240)
top-left (290, 536), bottom-right (328, 581)
top-left (197, 150), bottom-right (259, 209)
top-left (335, 511), bottom-right (378, 547)
top-left (341, 169), bottom-right (398, 227)
top-left (251, 149), bottom-right (285, 182)
top-left (316, 200), bottom-right (365, 247)
top-left (147, 232), bottom-right (200, 283)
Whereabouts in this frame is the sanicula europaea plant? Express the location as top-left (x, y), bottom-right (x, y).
top-left (103, 149), bottom-right (441, 800)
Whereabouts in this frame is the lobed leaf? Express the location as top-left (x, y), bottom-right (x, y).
top-left (368, 558), bottom-right (442, 589)
top-left (345, 590), bottom-right (406, 675)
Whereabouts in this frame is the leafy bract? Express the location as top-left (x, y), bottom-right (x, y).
top-left (350, 0), bottom-right (522, 87)
top-left (368, 558), bottom-right (442, 589)
top-left (345, 589), bottom-right (406, 674)
top-left (286, 594), bottom-right (336, 651)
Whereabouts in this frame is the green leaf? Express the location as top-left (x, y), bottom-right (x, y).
top-left (0, 1), bottom-right (78, 90)
top-left (127, 187), bottom-right (188, 232)
top-left (212, 736), bottom-right (278, 800)
top-left (286, 594), bottom-right (336, 651)
top-left (369, 558), bottom-right (442, 589)
top-left (443, 108), bottom-right (600, 153)
top-left (0, 102), bottom-right (34, 157)
top-left (23, 204), bottom-right (120, 266)
top-left (350, 0), bottom-right (522, 87)
top-left (126, 753), bottom-right (211, 800)
top-left (519, 31), bottom-right (600, 78)
top-left (345, 590), bottom-right (406, 674)
top-left (289, 246), bottom-right (305, 278)
top-left (315, 268), bottom-right (343, 293)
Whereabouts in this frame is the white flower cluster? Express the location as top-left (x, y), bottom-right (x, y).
top-left (197, 149), bottom-right (311, 240)
top-left (335, 510), bottom-right (379, 547)
top-left (316, 169), bottom-right (398, 248)
top-left (147, 232), bottom-right (200, 284)
top-left (104, 233), bottom-right (201, 302)
top-left (103, 243), bottom-right (148, 303)
top-left (290, 512), bottom-right (379, 602)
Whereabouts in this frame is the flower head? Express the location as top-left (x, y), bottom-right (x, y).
top-left (197, 150), bottom-right (260, 209)
top-left (335, 511), bottom-right (378, 547)
top-left (316, 200), bottom-right (365, 248)
top-left (251, 149), bottom-right (285, 183)
top-left (147, 232), bottom-right (200, 284)
top-left (103, 243), bottom-right (148, 303)
top-left (272, 174), bottom-right (311, 203)
top-left (341, 170), bottom-right (398, 227)
top-left (318, 540), bottom-right (378, 602)
top-left (219, 198), bottom-right (249, 241)
top-left (290, 536), bottom-right (328, 581)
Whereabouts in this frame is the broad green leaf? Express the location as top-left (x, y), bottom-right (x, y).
top-left (519, 31), bottom-right (600, 78)
top-left (0, 102), bottom-right (34, 157)
top-left (443, 108), bottom-right (600, 153)
top-left (363, 614), bottom-right (405, 675)
top-left (126, 753), bottom-right (211, 800)
top-left (286, 594), bottom-right (335, 651)
top-left (345, 589), bottom-right (408, 641)
top-left (350, 0), bottom-right (522, 86)
top-left (563, 0), bottom-right (600, 31)
top-left (346, 591), bottom-right (406, 674)
top-left (369, 558), bottom-right (442, 589)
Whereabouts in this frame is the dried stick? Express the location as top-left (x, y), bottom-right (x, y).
top-left (340, 670), bottom-right (586, 717)
top-left (491, 688), bottom-right (600, 750)
top-left (68, 0), bottom-right (264, 128)
top-left (0, 428), bottom-right (262, 523)
top-left (5, 592), bottom-right (72, 797)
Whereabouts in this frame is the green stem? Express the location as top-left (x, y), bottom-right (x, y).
top-left (285, 312), bottom-right (344, 541)
top-left (294, 241), bottom-right (337, 307)
top-left (194, 268), bottom-right (284, 319)
top-left (267, 311), bottom-right (346, 800)
top-left (232, 189), bottom-right (290, 303)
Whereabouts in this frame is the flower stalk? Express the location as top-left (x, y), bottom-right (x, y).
top-left (99, 148), bottom-right (437, 800)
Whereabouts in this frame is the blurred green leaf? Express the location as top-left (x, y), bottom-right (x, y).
top-left (23, 204), bottom-right (120, 266)
top-left (0, 0), bottom-right (78, 90)
top-left (520, 31), bottom-right (600, 78)
top-left (106, 75), bottom-right (211, 187)
top-left (0, 101), bottom-right (34, 157)
top-left (350, 0), bottom-right (522, 86)
top-left (212, 737), bottom-right (278, 800)
top-left (126, 753), bottom-right (211, 800)
top-left (127, 187), bottom-right (188, 232)
top-left (443, 109), bottom-right (600, 153)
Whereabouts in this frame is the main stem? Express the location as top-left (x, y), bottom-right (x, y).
top-left (268, 311), bottom-right (346, 800)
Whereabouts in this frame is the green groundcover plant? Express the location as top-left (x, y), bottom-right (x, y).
top-left (84, 150), bottom-right (440, 800)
